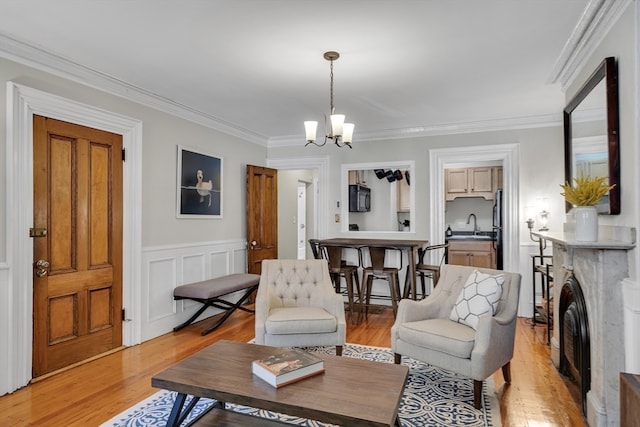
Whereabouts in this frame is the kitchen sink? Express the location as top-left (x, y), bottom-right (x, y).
top-left (447, 235), bottom-right (494, 240)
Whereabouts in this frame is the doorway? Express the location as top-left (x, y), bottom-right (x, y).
top-left (276, 170), bottom-right (316, 259)
top-left (429, 144), bottom-right (520, 272)
top-left (3, 83), bottom-right (142, 394)
top-left (268, 156), bottom-right (330, 258)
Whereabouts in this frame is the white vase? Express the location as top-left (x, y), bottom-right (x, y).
top-left (574, 206), bottom-right (598, 242)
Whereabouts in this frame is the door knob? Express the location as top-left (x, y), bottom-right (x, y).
top-left (34, 259), bottom-right (50, 277)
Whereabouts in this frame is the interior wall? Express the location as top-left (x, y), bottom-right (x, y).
top-left (445, 198), bottom-right (495, 234)
top-left (268, 126), bottom-right (566, 244)
top-left (0, 56), bottom-right (266, 261)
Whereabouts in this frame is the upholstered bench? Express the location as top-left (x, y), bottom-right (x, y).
top-left (173, 273), bottom-right (260, 336)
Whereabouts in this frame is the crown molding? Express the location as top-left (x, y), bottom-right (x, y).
top-left (548, 0), bottom-right (632, 90)
top-left (267, 113), bottom-right (562, 148)
top-left (0, 32), bottom-right (268, 147)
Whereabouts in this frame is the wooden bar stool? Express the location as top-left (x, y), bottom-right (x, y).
top-left (322, 245), bottom-right (362, 324)
top-left (403, 243), bottom-right (448, 299)
top-left (308, 238), bottom-right (322, 259)
top-left (362, 246), bottom-right (402, 318)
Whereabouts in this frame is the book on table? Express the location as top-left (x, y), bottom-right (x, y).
top-left (252, 349), bottom-right (325, 388)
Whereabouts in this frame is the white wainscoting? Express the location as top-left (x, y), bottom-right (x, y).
top-left (0, 263), bottom-right (13, 395)
top-left (141, 239), bottom-right (249, 341)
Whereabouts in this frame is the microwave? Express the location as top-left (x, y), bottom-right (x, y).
top-left (349, 185), bottom-right (371, 212)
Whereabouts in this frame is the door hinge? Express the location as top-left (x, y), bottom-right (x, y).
top-left (121, 148), bottom-right (126, 162)
top-left (122, 308), bottom-right (126, 321)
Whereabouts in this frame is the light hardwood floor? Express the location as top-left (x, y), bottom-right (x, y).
top-left (0, 305), bottom-right (586, 426)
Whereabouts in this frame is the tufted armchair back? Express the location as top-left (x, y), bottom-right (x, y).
top-left (260, 259), bottom-right (334, 308)
top-left (255, 259), bottom-right (346, 354)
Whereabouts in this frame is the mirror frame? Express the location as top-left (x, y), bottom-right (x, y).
top-left (563, 56), bottom-right (620, 214)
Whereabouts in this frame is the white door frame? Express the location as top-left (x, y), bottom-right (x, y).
top-left (267, 156), bottom-right (329, 240)
top-left (297, 183), bottom-right (307, 259)
top-left (429, 143), bottom-right (520, 272)
top-left (2, 82), bottom-right (142, 394)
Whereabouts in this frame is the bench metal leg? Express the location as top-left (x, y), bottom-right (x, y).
top-left (199, 285), bottom-right (257, 335)
top-left (173, 285), bottom-right (258, 335)
top-left (173, 303), bottom-right (211, 332)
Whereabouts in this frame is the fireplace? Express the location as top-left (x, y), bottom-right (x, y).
top-left (559, 274), bottom-right (590, 414)
top-left (533, 225), bottom-right (636, 427)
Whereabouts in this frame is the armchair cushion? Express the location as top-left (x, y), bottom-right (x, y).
top-left (266, 307), bottom-right (338, 335)
top-left (449, 269), bottom-right (504, 330)
top-left (398, 318), bottom-right (475, 358)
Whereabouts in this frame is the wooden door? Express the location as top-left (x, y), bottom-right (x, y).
top-left (246, 165), bottom-right (278, 274)
top-left (32, 116), bottom-right (123, 377)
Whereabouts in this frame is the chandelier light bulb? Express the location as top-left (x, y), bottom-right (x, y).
top-left (342, 123), bottom-right (354, 143)
top-left (304, 121), bottom-right (318, 142)
top-left (330, 114), bottom-right (345, 137)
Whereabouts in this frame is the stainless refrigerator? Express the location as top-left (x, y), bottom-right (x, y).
top-left (492, 188), bottom-right (504, 270)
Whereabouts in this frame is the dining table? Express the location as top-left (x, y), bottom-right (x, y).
top-left (315, 238), bottom-right (428, 302)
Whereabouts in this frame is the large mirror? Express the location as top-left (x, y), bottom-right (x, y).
top-left (341, 161), bottom-right (415, 232)
top-left (564, 56), bottom-right (620, 214)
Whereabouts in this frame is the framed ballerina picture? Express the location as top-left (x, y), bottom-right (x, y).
top-left (176, 145), bottom-right (223, 218)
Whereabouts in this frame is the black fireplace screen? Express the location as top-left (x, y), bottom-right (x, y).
top-left (559, 274), bottom-right (591, 415)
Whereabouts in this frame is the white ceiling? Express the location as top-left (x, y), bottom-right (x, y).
top-left (0, 0), bottom-right (608, 145)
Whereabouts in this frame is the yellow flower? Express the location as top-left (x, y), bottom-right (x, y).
top-left (560, 175), bottom-right (615, 206)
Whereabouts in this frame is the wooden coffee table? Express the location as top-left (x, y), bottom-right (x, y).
top-left (152, 340), bottom-right (409, 426)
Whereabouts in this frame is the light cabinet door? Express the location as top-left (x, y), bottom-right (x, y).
top-left (445, 169), bottom-right (468, 201)
top-left (469, 251), bottom-right (493, 268)
top-left (397, 178), bottom-right (410, 212)
top-left (469, 167), bottom-right (493, 194)
top-left (448, 250), bottom-right (471, 266)
top-left (493, 167), bottom-right (503, 191)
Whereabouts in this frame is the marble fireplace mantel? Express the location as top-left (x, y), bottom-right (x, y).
top-left (533, 225), bottom-right (636, 427)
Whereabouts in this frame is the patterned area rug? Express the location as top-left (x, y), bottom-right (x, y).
top-left (101, 343), bottom-right (501, 427)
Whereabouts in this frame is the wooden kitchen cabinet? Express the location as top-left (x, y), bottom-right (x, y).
top-left (348, 170), bottom-right (368, 185)
top-left (397, 177), bottom-right (410, 212)
top-left (445, 167), bottom-right (502, 201)
top-left (493, 166), bottom-right (503, 191)
top-left (448, 240), bottom-right (495, 269)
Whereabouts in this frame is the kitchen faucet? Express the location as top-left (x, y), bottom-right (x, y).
top-left (467, 213), bottom-right (479, 235)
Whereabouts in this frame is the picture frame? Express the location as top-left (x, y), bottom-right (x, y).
top-left (176, 145), bottom-right (223, 218)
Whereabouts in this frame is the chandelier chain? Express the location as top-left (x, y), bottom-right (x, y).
top-left (329, 60), bottom-right (335, 114)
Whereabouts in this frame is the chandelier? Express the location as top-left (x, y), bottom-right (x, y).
top-left (304, 51), bottom-right (354, 148)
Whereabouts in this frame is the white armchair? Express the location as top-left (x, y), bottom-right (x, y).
top-left (391, 264), bottom-right (521, 409)
top-left (254, 259), bottom-right (346, 355)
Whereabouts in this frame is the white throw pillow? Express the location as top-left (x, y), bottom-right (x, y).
top-left (449, 269), bottom-right (504, 330)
